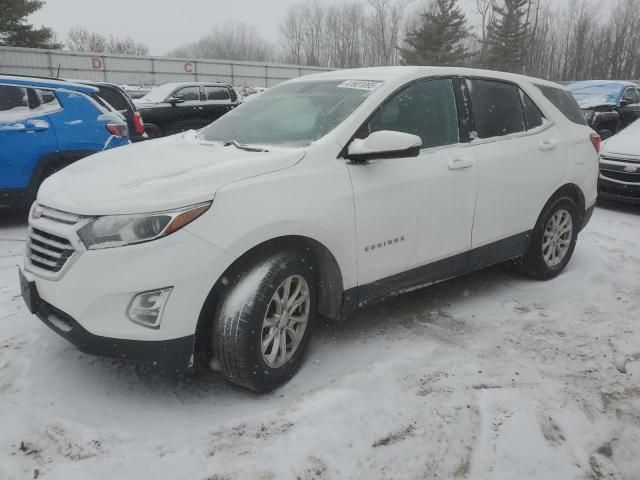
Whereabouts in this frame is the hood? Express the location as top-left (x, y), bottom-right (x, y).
top-left (575, 96), bottom-right (617, 109)
top-left (602, 127), bottom-right (640, 159)
top-left (38, 132), bottom-right (306, 215)
top-left (133, 98), bottom-right (166, 108)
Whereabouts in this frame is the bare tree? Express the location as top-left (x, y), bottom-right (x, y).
top-left (367, 0), bottom-right (412, 66)
top-left (279, 4), bottom-right (306, 64)
top-left (300, 0), bottom-right (326, 66)
top-left (67, 27), bottom-right (107, 52)
top-left (170, 23), bottom-right (274, 62)
top-left (325, 2), bottom-right (368, 68)
top-left (475, 0), bottom-right (495, 44)
top-left (107, 36), bottom-right (149, 56)
top-left (67, 27), bottom-right (148, 55)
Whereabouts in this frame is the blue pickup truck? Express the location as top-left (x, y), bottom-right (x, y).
top-left (0, 75), bottom-right (130, 207)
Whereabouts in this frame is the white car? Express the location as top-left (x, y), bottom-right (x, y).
top-left (19, 67), bottom-right (599, 392)
top-left (599, 118), bottom-right (640, 204)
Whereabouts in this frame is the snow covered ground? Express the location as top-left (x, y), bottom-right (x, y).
top-left (1, 202), bottom-right (639, 480)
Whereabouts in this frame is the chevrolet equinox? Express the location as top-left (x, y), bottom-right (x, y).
top-left (19, 67), bottom-right (599, 392)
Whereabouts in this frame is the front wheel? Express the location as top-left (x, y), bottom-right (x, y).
top-left (213, 251), bottom-right (317, 392)
top-left (519, 197), bottom-right (579, 280)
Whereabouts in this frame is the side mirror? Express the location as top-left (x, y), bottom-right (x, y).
top-left (168, 97), bottom-right (185, 106)
top-left (346, 130), bottom-right (422, 162)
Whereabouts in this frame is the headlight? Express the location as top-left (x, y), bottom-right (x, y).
top-left (77, 202), bottom-right (211, 250)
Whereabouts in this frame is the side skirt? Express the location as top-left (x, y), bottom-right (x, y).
top-left (341, 231), bottom-right (532, 317)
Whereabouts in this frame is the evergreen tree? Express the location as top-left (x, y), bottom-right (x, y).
top-left (0, 0), bottom-right (60, 48)
top-left (484, 0), bottom-right (530, 73)
top-left (400, 0), bottom-right (469, 66)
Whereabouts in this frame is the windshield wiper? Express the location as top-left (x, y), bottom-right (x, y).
top-left (223, 140), bottom-right (269, 153)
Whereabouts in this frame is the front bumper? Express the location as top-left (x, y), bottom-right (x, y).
top-left (22, 211), bottom-right (237, 367)
top-left (599, 179), bottom-right (640, 204)
top-left (599, 156), bottom-right (640, 204)
top-left (36, 299), bottom-right (195, 370)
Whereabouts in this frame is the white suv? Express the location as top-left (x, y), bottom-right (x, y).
top-left (19, 67), bottom-right (599, 392)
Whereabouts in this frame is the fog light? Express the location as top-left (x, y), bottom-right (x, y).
top-left (127, 287), bottom-right (173, 329)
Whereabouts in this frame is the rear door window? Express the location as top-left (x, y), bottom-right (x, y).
top-left (205, 86), bottom-right (231, 101)
top-left (0, 86), bottom-right (61, 120)
top-left (366, 78), bottom-right (460, 149)
top-left (467, 79), bottom-right (525, 139)
top-left (520, 90), bottom-right (545, 130)
top-left (536, 85), bottom-right (587, 125)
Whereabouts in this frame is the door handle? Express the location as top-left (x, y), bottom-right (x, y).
top-left (540, 139), bottom-right (558, 151)
top-left (448, 157), bottom-right (474, 170)
top-left (16, 121), bottom-right (49, 132)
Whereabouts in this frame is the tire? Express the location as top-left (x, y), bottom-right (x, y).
top-left (213, 250), bottom-right (317, 392)
top-left (519, 196), bottom-right (579, 280)
top-left (24, 162), bottom-right (70, 208)
top-left (598, 129), bottom-right (614, 140)
top-left (144, 124), bottom-right (162, 139)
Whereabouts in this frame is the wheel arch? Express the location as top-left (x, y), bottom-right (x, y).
top-left (143, 122), bottom-right (163, 138)
top-left (28, 150), bottom-right (96, 196)
top-left (543, 183), bottom-right (586, 227)
top-left (194, 235), bottom-right (345, 362)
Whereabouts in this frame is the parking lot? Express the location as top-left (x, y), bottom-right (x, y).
top-left (1, 201), bottom-right (639, 479)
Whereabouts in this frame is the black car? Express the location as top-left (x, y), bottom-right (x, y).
top-left (568, 80), bottom-right (640, 139)
top-left (134, 82), bottom-right (240, 138)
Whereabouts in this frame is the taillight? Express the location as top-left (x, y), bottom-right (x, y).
top-left (106, 122), bottom-right (128, 138)
top-left (590, 132), bottom-right (601, 153)
top-left (132, 112), bottom-right (145, 135)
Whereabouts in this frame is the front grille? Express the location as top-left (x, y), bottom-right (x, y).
top-left (601, 154), bottom-right (640, 165)
top-left (600, 168), bottom-right (640, 183)
top-left (27, 228), bottom-right (75, 272)
top-left (26, 205), bottom-right (85, 276)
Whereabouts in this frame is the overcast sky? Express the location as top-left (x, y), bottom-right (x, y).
top-left (30, 0), bottom-right (589, 56)
top-left (29, 0), bottom-right (304, 55)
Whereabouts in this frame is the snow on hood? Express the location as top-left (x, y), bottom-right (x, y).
top-left (575, 96), bottom-right (616, 109)
top-left (38, 132), bottom-right (305, 215)
top-left (602, 120), bottom-right (640, 158)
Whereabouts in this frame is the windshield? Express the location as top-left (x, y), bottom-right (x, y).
top-left (137, 84), bottom-right (179, 103)
top-left (199, 80), bottom-right (379, 147)
top-left (568, 82), bottom-right (625, 105)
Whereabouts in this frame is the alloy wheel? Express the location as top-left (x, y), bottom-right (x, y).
top-left (261, 275), bottom-right (311, 369)
top-left (542, 209), bottom-right (573, 267)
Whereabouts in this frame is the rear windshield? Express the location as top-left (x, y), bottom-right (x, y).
top-left (97, 86), bottom-right (131, 112)
top-left (536, 85), bottom-right (587, 126)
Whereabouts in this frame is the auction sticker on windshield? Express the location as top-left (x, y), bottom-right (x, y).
top-left (337, 80), bottom-right (383, 91)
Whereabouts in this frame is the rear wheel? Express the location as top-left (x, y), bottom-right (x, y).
top-left (144, 124), bottom-right (162, 139)
top-left (520, 197), bottom-right (579, 280)
top-left (213, 251), bottom-right (317, 392)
